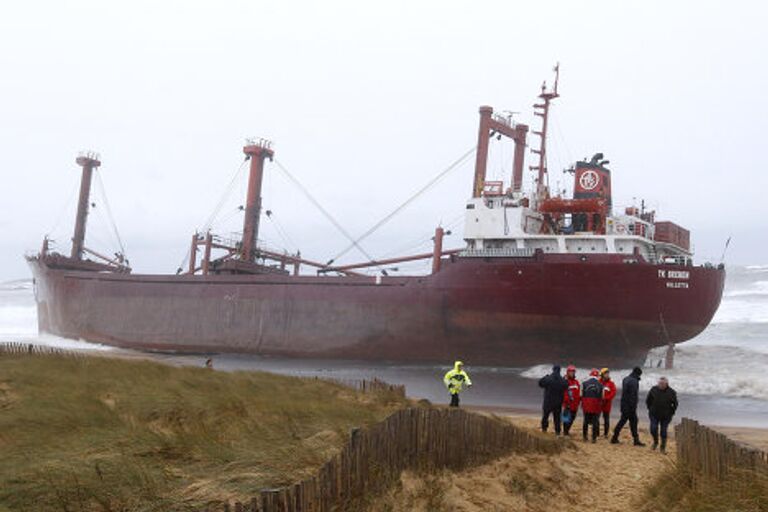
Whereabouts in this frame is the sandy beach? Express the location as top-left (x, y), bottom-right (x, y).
top-left (371, 411), bottom-right (768, 511)
top-left (711, 426), bottom-right (768, 452)
top-left (370, 413), bottom-right (677, 511)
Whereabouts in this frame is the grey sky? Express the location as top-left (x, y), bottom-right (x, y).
top-left (1, 0), bottom-right (766, 281)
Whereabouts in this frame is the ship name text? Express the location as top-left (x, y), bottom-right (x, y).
top-left (657, 270), bottom-right (690, 279)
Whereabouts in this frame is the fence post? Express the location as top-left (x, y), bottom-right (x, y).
top-left (233, 406), bottom-right (565, 512)
top-left (676, 417), bottom-right (768, 486)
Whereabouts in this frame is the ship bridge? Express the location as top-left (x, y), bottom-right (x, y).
top-left (462, 191), bottom-right (691, 265)
top-left (461, 68), bottom-right (693, 267)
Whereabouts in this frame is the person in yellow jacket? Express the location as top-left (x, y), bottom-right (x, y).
top-left (443, 361), bottom-right (472, 407)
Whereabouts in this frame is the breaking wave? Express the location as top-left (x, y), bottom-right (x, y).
top-left (0, 278), bottom-right (113, 351)
top-left (523, 264), bottom-right (768, 401)
top-left (522, 344), bottom-right (768, 402)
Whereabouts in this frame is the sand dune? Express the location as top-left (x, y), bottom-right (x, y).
top-left (370, 415), bottom-right (677, 511)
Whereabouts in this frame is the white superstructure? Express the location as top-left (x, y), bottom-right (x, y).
top-left (462, 194), bottom-right (691, 264)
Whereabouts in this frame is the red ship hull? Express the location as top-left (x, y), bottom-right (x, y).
top-left (27, 253), bottom-right (724, 367)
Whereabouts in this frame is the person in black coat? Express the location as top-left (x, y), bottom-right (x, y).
top-left (539, 365), bottom-right (568, 434)
top-left (646, 376), bottom-right (678, 453)
top-left (610, 366), bottom-right (646, 446)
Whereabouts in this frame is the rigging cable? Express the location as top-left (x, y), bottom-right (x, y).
top-left (326, 144), bottom-right (477, 265)
top-left (264, 210), bottom-right (298, 254)
top-left (94, 170), bottom-right (127, 258)
top-left (273, 159), bottom-right (377, 265)
top-left (175, 158), bottom-right (249, 272)
top-left (46, 176), bottom-right (80, 241)
top-left (378, 210), bottom-right (465, 260)
top-left (201, 159), bottom-right (248, 233)
top-left (552, 114), bottom-right (574, 165)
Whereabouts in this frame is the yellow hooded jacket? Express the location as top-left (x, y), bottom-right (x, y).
top-left (443, 361), bottom-right (472, 395)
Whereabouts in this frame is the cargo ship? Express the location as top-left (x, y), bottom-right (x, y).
top-left (27, 68), bottom-right (725, 366)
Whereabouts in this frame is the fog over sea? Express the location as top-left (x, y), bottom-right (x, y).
top-left (2, 265), bottom-right (767, 427)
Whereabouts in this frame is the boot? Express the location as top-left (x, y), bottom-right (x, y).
top-left (651, 435), bottom-right (658, 450)
top-left (610, 435), bottom-right (620, 444)
top-left (660, 438), bottom-right (667, 454)
top-left (633, 438), bottom-right (646, 447)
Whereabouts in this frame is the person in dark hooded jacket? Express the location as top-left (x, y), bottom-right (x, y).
top-left (538, 365), bottom-right (568, 434)
top-left (646, 377), bottom-right (678, 453)
top-left (610, 366), bottom-right (646, 446)
top-left (581, 369), bottom-right (604, 443)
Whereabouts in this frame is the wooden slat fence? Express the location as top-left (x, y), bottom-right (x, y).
top-left (216, 407), bottom-right (563, 512)
top-left (311, 377), bottom-right (405, 399)
top-left (0, 341), bottom-right (85, 358)
top-left (676, 417), bottom-right (768, 484)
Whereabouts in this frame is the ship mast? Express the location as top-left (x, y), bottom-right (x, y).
top-left (471, 107), bottom-right (529, 198)
top-left (71, 152), bottom-right (101, 260)
top-left (241, 138), bottom-right (274, 263)
top-left (531, 63), bottom-right (560, 204)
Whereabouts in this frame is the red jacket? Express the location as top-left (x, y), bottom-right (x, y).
top-left (563, 377), bottom-right (581, 411)
top-left (581, 377), bottom-right (604, 414)
top-left (601, 378), bottom-right (617, 413)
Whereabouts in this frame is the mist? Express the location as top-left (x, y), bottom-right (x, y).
top-left (1, 0), bottom-right (765, 280)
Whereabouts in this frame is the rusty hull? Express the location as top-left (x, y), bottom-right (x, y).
top-left (27, 253), bottom-right (724, 367)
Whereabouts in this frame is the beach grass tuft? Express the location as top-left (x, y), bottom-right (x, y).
top-left (0, 354), bottom-right (406, 511)
top-left (641, 465), bottom-right (768, 512)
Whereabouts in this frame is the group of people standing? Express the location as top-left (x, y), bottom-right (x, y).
top-left (539, 364), bottom-right (679, 452)
top-left (442, 360), bottom-right (679, 453)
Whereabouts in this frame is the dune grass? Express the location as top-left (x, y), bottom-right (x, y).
top-left (641, 466), bottom-right (768, 512)
top-left (0, 354), bottom-right (407, 512)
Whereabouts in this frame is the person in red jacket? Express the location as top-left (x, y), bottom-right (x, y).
top-left (599, 367), bottom-right (617, 438)
top-left (562, 365), bottom-right (581, 436)
top-left (581, 369), bottom-right (604, 442)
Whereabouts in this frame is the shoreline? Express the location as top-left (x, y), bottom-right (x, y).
top-left (467, 405), bottom-right (768, 451)
top-left (5, 340), bottom-right (768, 432)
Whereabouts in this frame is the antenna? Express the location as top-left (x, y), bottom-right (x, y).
top-left (552, 62), bottom-right (560, 95)
top-left (531, 63), bottom-right (561, 205)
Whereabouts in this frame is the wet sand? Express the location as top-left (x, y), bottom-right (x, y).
top-left (710, 426), bottom-right (768, 452)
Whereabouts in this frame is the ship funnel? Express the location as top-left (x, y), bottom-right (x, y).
top-left (573, 153), bottom-right (612, 212)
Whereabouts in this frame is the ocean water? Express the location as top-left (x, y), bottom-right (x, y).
top-left (522, 265), bottom-right (768, 400)
top-left (0, 280), bottom-right (113, 351)
top-left (2, 265), bottom-right (767, 425)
